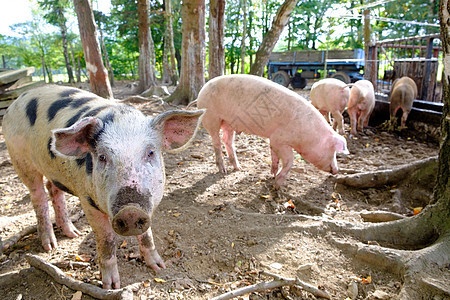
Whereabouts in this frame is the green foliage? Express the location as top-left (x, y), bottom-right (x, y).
top-left (1, 0), bottom-right (439, 81)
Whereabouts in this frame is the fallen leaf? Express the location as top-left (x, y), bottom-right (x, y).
top-left (374, 138), bottom-right (380, 142)
top-left (120, 240), bottom-right (128, 248)
top-left (143, 282), bottom-right (150, 287)
top-left (154, 278), bottom-right (166, 283)
top-left (283, 200), bottom-right (295, 209)
top-left (168, 230), bottom-right (175, 236)
top-left (75, 254), bottom-right (91, 262)
top-left (173, 213), bottom-right (181, 217)
top-left (231, 242), bottom-right (235, 248)
top-left (362, 276), bottom-right (372, 284)
top-left (413, 207), bottom-right (423, 215)
top-left (260, 195), bottom-right (270, 199)
top-left (365, 143), bottom-right (370, 148)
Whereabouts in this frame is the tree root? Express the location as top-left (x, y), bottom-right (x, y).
top-left (359, 210), bottom-right (405, 223)
top-left (335, 156), bottom-right (438, 188)
top-left (211, 270), bottom-right (330, 300)
top-left (1, 211), bottom-right (84, 254)
top-left (328, 232), bottom-right (450, 299)
top-left (25, 254), bottom-right (136, 300)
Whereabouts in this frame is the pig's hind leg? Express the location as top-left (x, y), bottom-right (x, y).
top-left (221, 121), bottom-right (241, 171)
top-left (46, 181), bottom-right (81, 238)
top-left (202, 115), bottom-right (227, 173)
top-left (9, 160), bottom-right (57, 250)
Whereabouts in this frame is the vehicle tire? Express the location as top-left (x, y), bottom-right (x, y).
top-left (331, 71), bottom-right (351, 84)
top-left (291, 76), bottom-right (307, 89)
top-left (272, 71), bottom-right (290, 87)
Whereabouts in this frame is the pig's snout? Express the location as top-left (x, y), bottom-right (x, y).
top-left (112, 206), bottom-right (150, 236)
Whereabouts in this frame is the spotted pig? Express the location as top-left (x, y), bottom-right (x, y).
top-left (3, 85), bottom-right (204, 289)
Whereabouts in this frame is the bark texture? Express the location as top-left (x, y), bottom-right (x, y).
top-left (249, 0), bottom-right (299, 76)
top-left (136, 0), bottom-right (156, 94)
top-left (208, 0), bottom-right (225, 79)
top-left (162, 0), bottom-right (178, 85)
top-left (166, 0), bottom-right (206, 105)
top-left (74, 0), bottom-right (113, 99)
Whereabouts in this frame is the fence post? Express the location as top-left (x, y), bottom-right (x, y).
top-left (422, 37), bottom-right (434, 101)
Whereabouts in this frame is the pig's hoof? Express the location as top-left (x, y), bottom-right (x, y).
top-left (144, 250), bottom-right (166, 271)
top-left (62, 223), bottom-right (81, 238)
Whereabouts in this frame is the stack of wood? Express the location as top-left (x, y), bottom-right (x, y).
top-left (0, 67), bottom-right (45, 116)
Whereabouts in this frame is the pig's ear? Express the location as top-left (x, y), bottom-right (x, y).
top-left (334, 135), bottom-right (350, 155)
top-left (51, 117), bottom-right (103, 158)
top-left (152, 109), bottom-right (205, 153)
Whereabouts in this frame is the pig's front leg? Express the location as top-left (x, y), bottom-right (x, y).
top-left (80, 198), bottom-right (120, 289)
top-left (137, 229), bottom-right (166, 271)
top-left (270, 140), bottom-right (294, 189)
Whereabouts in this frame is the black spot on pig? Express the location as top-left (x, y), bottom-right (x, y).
top-left (59, 88), bottom-right (80, 98)
top-left (88, 111), bottom-right (115, 149)
top-left (48, 98), bottom-right (72, 121)
top-left (82, 106), bottom-right (109, 118)
top-left (76, 153), bottom-right (93, 175)
top-left (70, 97), bottom-right (96, 109)
top-left (26, 98), bottom-right (38, 126)
top-left (47, 138), bottom-right (56, 159)
top-left (85, 153), bottom-right (93, 174)
top-left (52, 180), bottom-right (75, 195)
top-left (87, 196), bottom-right (101, 211)
top-left (65, 106), bottom-right (91, 127)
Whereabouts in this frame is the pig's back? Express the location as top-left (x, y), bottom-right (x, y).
top-left (3, 85), bottom-right (120, 195)
top-left (197, 74), bottom-right (310, 136)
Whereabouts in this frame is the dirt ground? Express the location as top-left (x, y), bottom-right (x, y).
top-left (0, 81), bottom-right (443, 299)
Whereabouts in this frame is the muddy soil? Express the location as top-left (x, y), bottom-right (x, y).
top-left (0, 81), bottom-right (442, 299)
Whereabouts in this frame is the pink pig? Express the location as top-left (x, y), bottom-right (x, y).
top-left (196, 74), bottom-right (349, 188)
top-left (310, 78), bottom-right (350, 135)
top-left (389, 76), bottom-right (418, 129)
top-left (347, 80), bottom-right (375, 136)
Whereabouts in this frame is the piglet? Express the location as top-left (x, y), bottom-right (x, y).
top-left (389, 76), bottom-right (418, 129)
top-left (3, 85), bottom-right (204, 289)
top-left (310, 78), bottom-right (350, 135)
top-left (347, 80), bottom-right (375, 136)
top-left (196, 74), bottom-right (349, 189)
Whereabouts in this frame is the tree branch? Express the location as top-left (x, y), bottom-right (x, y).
top-left (211, 270), bottom-right (330, 300)
top-left (25, 254), bottom-right (133, 300)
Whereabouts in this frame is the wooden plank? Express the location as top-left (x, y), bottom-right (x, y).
top-left (0, 80), bottom-right (45, 100)
top-left (0, 67), bottom-right (35, 85)
top-left (0, 99), bottom-right (14, 109)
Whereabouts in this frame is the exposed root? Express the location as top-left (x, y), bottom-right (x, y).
top-left (335, 156), bottom-right (438, 188)
top-left (25, 254), bottom-right (136, 300)
top-left (359, 210), bottom-right (405, 223)
top-left (211, 270), bottom-right (331, 300)
top-left (1, 211), bottom-right (84, 254)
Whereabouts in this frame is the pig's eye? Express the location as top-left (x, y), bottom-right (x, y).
top-left (99, 154), bottom-right (107, 162)
top-left (147, 150), bottom-right (154, 158)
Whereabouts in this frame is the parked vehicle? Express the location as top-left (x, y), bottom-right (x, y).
top-left (267, 49), bottom-right (365, 88)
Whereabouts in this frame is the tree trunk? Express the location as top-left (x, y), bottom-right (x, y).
top-left (69, 42), bottom-right (80, 83)
top-left (41, 55), bottom-right (47, 83)
top-left (58, 13), bottom-right (75, 84)
top-left (436, 0), bottom-right (450, 214)
top-left (166, 0), bottom-right (206, 105)
top-left (162, 0), bottom-right (178, 85)
top-left (136, 0), bottom-right (156, 94)
top-left (99, 25), bottom-right (115, 87)
top-left (250, 0), bottom-right (299, 76)
top-left (240, 0), bottom-right (247, 74)
top-left (208, 0), bottom-right (225, 79)
top-left (73, 0), bottom-right (113, 99)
